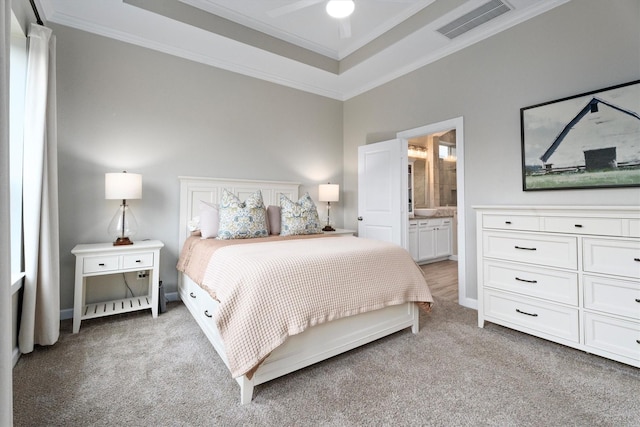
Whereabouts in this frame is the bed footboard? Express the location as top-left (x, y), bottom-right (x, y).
top-left (179, 273), bottom-right (419, 404)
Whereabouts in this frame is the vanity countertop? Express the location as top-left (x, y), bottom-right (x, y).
top-left (411, 214), bottom-right (453, 220)
top-left (411, 206), bottom-right (456, 220)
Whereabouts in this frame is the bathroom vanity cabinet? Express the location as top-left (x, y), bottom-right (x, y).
top-left (409, 217), bottom-right (452, 263)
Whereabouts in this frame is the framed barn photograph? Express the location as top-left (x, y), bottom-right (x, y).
top-left (520, 80), bottom-right (640, 191)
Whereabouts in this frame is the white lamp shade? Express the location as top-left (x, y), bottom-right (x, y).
top-left (326, 0), bottom-right (355, 18)
top-left (318, 184), bottom-right (339, 202)
top-left (105, 172), bottom-right (142, 200)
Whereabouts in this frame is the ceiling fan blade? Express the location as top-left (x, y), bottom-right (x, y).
top-left (339, 17), bottom-right (352, 39)
top-left (267, 0), bottom-right (325, 18)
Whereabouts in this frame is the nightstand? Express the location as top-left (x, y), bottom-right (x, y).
top-left (71, 240), bottom-right (164, 333)
top-left (323, 228), bottom-right (356, 236)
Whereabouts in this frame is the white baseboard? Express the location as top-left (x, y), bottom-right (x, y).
top-left (60, 291), bottom-right (180, 320)
top-left (60, 308), bottom-right (73, 320)
top-left (459, 296), bottom-right (477, 310)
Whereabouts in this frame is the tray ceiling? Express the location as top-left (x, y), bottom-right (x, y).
top-left (37, 0), bottom-right (569, 100)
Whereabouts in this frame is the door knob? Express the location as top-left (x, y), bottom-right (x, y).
top-left (357, 216), bottom-right (363, 221)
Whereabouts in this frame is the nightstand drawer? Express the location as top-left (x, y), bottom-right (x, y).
top-left (483, 231), bottom-right (577, 269)
top-left (83, 256), bottom-right (120, 274)
top-left (123, 252), bottom-right (154, 269)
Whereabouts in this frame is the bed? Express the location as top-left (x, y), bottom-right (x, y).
top-left (176, 176), bottom-right (433, 404)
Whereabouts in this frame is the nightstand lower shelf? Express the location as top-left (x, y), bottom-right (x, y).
top-left (82, 296), bottom-right (152, 320)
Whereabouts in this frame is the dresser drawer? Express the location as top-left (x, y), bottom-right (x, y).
top-left (483, 261), bottom-right (578, 305)
top-left (122, 252), bottom-right (154, 269)
top-left (630, 219), bottom-right (640, 238)
top-left (584, 275), bottom-right (640, 320)
top-left (483, 289), bottom-right (579, 342)
top-left (584, 312), bottom-right (640, 362)
top-left (482, 214), bottom-right (539, 231)
top-left (583, 238), bottom-right (640, 279)
top-left (83, 255), bottom-right (120, 274)
top-left (483, 231), bottom-right (577, 270)
top-left (543, 217), bottom-right (622, 236)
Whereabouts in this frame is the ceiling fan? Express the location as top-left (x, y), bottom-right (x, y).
top-left (266, 0), bottom-right (417, 39)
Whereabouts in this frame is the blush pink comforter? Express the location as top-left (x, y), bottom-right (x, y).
top-left (177, 235), bottom-right (433, 378)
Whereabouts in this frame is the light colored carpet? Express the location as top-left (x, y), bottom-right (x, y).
top-left (13, 298), bottom-right (640, 426)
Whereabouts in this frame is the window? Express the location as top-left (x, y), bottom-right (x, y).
top-left (10, 12), bottom-right (27, 283)
top-left (439, 143), bottom-right (457, 162)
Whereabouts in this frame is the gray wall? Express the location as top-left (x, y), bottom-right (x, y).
top-left (54, 24), bottom-right (343, 311)
top-left (343, 0), bottom-right (640, 301)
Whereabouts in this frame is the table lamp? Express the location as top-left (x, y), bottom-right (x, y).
top-left (105, 171), bottom-right (142, 245)
top-left (318, 183), bottom-right (339, 232)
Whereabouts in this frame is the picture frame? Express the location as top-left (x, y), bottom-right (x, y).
top-left (520, 80), bottom-right (640, 191)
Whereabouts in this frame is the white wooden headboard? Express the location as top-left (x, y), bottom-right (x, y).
top-left (178, 176), bottom-right (300, 249)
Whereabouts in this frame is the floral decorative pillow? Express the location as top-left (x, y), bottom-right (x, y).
top-left (279, 193), bottom-right (323, 236)
top-left (217, 189), bottom-right (268, 240)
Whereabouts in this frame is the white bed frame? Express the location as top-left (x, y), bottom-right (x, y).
top-left (178, 176), bottom-right (420, 404)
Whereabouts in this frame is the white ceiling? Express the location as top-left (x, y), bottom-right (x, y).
top-left (180, 0), bottom-right (437, 60)
top-left (37, 0), bottom-right (569, 100)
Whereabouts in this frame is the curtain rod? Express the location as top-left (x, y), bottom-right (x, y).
top-left (29, 0), bottom-right (44, 26)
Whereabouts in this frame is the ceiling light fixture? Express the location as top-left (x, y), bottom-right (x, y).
top-left (326, 0), bottom-right (355, 19)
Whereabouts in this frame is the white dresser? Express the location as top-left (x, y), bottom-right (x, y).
top-left (475, 206), bottom-right (640, 367)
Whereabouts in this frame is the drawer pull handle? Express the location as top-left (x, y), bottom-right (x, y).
top-left (634, 258), bottom-right (640, 262)
top-left (136, 260), bottom-right (142, 263)
top-left (635, 299), bottom-right (640, 303)
top-left (505, 221), bottom-right (512, 224)
top-left (637, 340), bottom-right (640, 345)
top-left (515, 277), bottom-right (537, 284)
top-left (515, 246), bottom-right (536, 251)
top-left (204, 310), bottom-right (212, 318)
top-left (516, 309), bottom-right (538, 317)
top-left (98, 263), bottom-right (105, 267)
top-left (574, 224), bottom-right (583, 228)
top-left (189, 292), bottom-right (196, 299)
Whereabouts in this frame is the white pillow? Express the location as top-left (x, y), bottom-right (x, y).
top-left (199, 200), bottom-right (219, 239)
top-left (267, 205), bottom-right (281, 235)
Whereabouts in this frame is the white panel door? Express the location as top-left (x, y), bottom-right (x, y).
top-left (357, 139), bottom-right (406, 246)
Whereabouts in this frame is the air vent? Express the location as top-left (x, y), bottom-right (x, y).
top-left (437, 0), bottom-right (511, 39)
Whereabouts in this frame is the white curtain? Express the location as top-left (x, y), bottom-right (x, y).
top-left (18, 23), bottom-right (60, 353)
top-left (1, 1), bottom-right (14, 424)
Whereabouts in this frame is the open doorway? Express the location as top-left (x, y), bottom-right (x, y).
top-left (409, 130), bottom-right (457, 209)
top-left (397, 117), bottom-right (473, 309)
